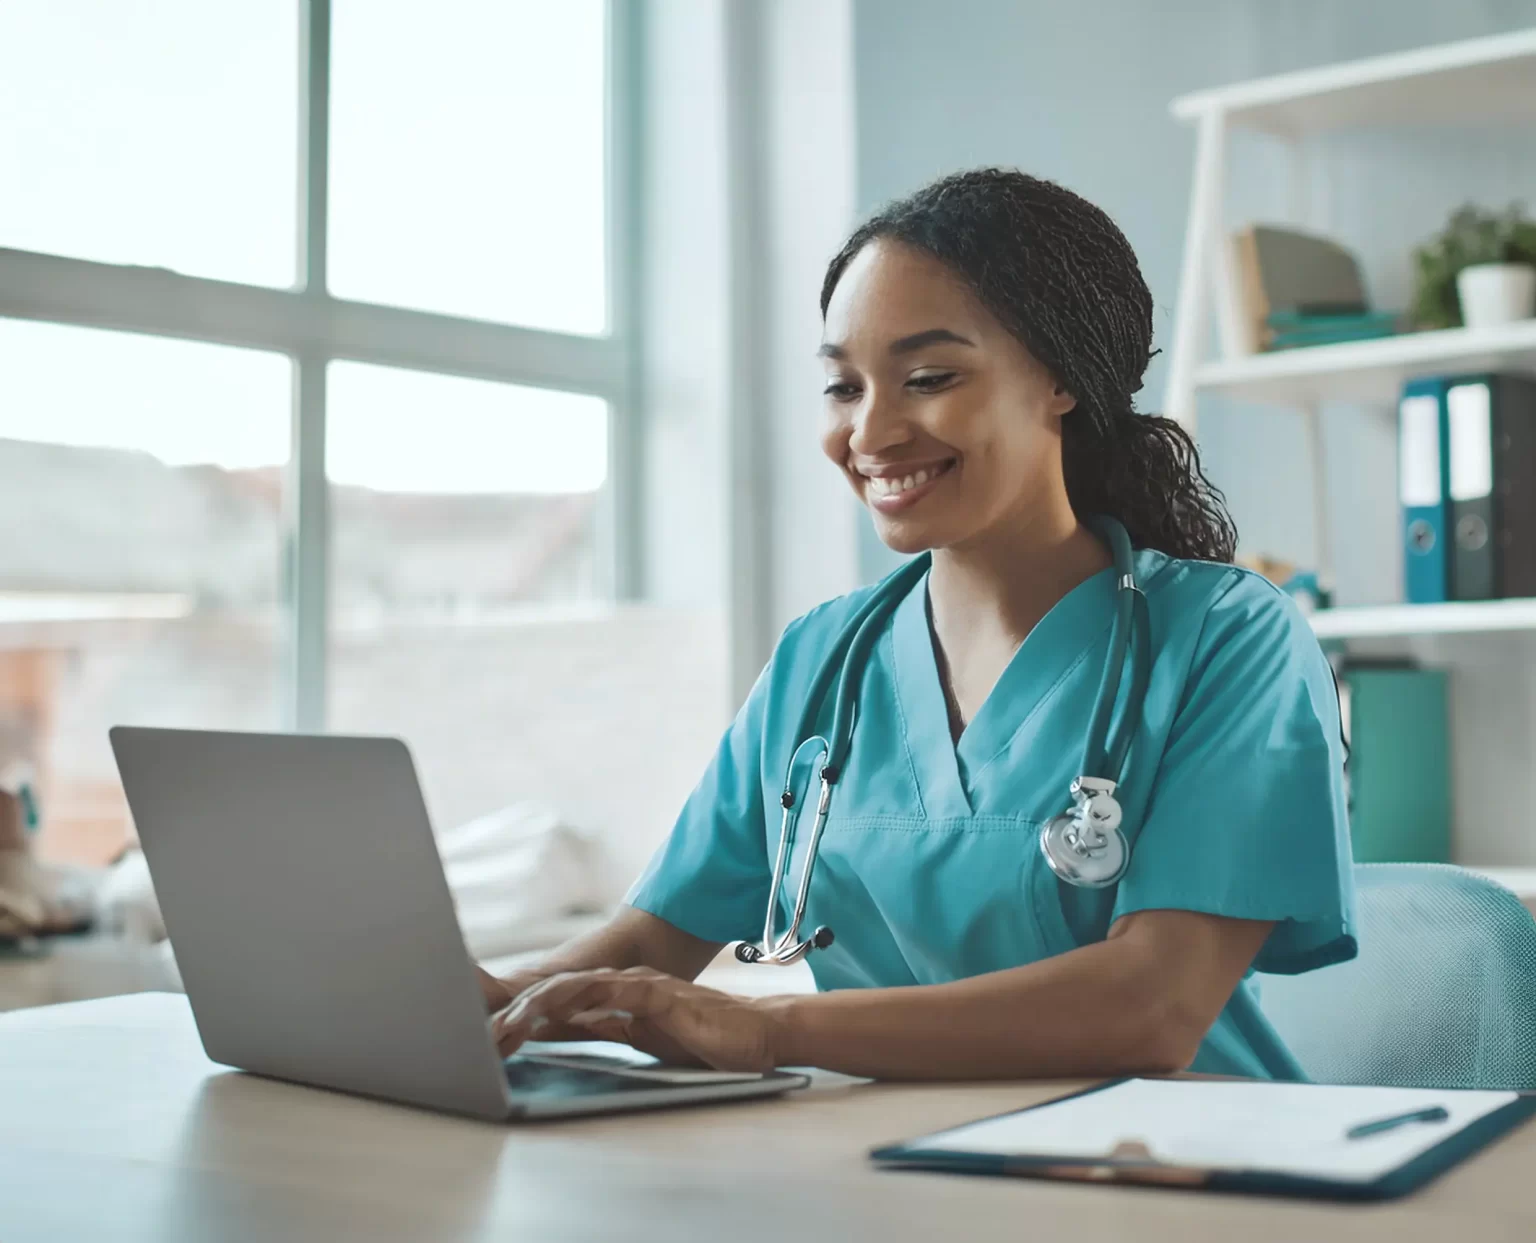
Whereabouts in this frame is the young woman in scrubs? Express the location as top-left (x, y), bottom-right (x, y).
top-left (483, 169), bottom-right (1354, 1080)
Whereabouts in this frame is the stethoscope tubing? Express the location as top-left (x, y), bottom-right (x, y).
top-left (741, 516), bottom-right (1145, 965)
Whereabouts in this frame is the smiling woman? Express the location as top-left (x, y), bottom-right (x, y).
top-left (817, 170), bottom-right (1234, 565)
top-left (819, 325), bottom-right (971, 515)
top-left (482, 169), bottom-right (1354, 1085)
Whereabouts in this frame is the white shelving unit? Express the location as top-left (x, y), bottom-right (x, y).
top-left (1309, 597), bottom-right (1536, 641)
top-left (1170, 28), bottom-right (1536, 137)
top-left (1164, 31), bottom-right (1536, 868)
top-left (1165, 28), bottom-right (1536, 428)
top-left (1194, 318), bottom-right (1536, 406)
top-left (1165, 28), bottom-right (1536, 592)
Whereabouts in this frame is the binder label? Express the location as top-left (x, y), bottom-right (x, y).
top-left (1399, 394), bottom-right (1442, 505)
top-left (1448, 382), bottom-right (1494, 502)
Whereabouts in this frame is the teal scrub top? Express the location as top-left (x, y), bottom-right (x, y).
top-left (627, 551), bottom-right (1357, 1079)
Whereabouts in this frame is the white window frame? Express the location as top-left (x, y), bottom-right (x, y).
top-left (0, 0), bottom-right (640, 732)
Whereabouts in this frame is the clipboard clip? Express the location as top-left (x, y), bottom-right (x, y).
top-left (1026, 1139), bottom-right (1212, 1188)
top-left (1108, 1140), bottom-right (1157, 1163)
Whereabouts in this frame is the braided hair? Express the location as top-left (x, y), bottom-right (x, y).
top-left (820, 168), bottom-right (1236, 563)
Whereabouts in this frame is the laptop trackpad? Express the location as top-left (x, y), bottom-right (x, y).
top-left (504, 1056), bottom-right (768, 1100)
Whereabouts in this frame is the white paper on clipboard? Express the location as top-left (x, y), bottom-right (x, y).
top-left (911, 1079), bottom-right (1516, 1184)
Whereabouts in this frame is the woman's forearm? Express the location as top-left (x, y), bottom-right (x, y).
top-left (766, 940), bottom-right (1191, 1079)
top-left (533, 906), bottom-right (721, 982)
top-left (764, 912), bottom-right (1273, 1080)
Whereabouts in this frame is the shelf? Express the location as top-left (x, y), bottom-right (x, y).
top-left (1309, 598), bottom-right (1536, 640)
top-left (1191, 319), bottom-right (1536, 406)
top-left (1172, 28), bottom-right (1536, 134)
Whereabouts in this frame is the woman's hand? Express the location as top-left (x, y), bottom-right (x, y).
top-left (490, 967), bottom-right (791, 1073)
top-left (477, 965), bottom-right (596, 1043)
top-left (476, 965), bottom-right (538, 1013)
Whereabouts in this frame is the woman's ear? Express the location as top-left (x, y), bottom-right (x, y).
top-left (1048, 381), bottom-right (1078, 418)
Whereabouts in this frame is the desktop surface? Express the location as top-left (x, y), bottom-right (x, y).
top-left (1, 992), bottom-right (1534, 1243)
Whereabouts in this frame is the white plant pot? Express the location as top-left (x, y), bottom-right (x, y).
top-left (1456, 262), bottom-right (1536, 329)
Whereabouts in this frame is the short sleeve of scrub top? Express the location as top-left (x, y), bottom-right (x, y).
top-left (1112, 570), bottom-right (1355, 976)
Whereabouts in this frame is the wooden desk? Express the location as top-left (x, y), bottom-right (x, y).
top-left (2, 994), bottom-right (1533, 1243)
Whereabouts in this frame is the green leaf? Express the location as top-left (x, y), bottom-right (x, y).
top-left (1411, 202), bottom-right (1536, 329)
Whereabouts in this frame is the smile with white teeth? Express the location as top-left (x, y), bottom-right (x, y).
top-left (864, 462), bottom-right (952, 497)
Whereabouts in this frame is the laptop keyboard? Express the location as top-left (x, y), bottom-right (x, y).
top-left (504, 1057), bottom-right (684, 1098)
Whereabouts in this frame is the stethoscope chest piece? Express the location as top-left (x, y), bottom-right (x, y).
top-left (1038, 777), bottom-right (1130, 890)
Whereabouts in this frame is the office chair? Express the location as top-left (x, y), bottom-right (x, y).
top-left (1257, 863), bottom-right (1536, 1090)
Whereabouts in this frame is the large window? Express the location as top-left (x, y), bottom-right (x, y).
top-left (326, 364), bottom-right (608, 620)
top-left (0, 1), bottom-right (630, 863)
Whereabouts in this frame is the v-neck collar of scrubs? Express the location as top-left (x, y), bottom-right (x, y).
top-left (889, 562), bottom-right (1120, 817)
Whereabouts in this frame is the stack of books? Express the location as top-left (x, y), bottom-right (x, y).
top-left (1266, 308), bottom-right (1400, 350)
top-left (1232, 225), bottom-right (1402, 352)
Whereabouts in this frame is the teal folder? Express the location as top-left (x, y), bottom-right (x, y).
top-left (1401, 377), bottom-right (1451, 604)
top-left (1340, 665), bottom-right (1450, 864)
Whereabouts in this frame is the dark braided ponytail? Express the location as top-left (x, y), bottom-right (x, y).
top-left (820, 168), bottom-right (1236, 563)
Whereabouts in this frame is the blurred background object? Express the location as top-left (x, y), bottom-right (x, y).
top-left (1237, 553), bottom-right (1333, 613)
top-left (1412, 203), bottom-right (1536, 330)
top-left (1336, 661), bottom-right (1452, 864)
top-left (1232, 225), bottom-right (1402, 352)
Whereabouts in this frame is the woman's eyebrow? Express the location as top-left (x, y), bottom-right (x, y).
top-left (889, 328), bottom-right (975, 354)
top-left (817, 328), bottom-right (976, 360)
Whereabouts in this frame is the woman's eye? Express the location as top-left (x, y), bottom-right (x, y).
top-left (907, 371), bottom-right (957, 392)
top-left (823, 381), bottom-right (862, 401)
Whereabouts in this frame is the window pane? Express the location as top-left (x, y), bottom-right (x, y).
top-left (0, 319), bottom-right (291, 864)
top-left (326, 363), bottom-right (631, 852)
top-left (329, 0), bottom-right (608, 333)
top-left (326, 362), bottom-right (608, 616)
top-left (0, 2), bottom-right (299, 286)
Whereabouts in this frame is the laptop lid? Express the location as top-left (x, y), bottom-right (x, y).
top-left (110, 727), bottom-right (511, 1121)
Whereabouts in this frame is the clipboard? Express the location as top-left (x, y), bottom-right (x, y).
top-left (870, 1078), bottom-right (1536, 1201)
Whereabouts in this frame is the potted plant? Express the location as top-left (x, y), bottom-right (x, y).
top-left (1411, 203), bottom-right (1536, 330)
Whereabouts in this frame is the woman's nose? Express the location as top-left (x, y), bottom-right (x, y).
top-left (847, 390), bottom-right (912, 457)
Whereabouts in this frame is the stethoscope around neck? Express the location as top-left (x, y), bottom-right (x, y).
top-left (735, 515), bottom-right (1151, 967)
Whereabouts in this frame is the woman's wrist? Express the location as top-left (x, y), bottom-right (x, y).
top-left (756, 992), bottom-right (814, 1069)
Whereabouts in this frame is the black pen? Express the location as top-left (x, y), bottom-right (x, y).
top-left (1345, 1106), bottom-right (1450, 1140)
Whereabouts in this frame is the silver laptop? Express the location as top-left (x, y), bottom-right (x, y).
top-left (109, 727), bottom-right (807, 1121)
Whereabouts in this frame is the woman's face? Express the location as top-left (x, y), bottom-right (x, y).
top-left (820, 239), bottom-right (1076, 555)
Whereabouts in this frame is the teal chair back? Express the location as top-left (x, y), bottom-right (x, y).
top-left (1257, 864), bottom-right (1536, 1090)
